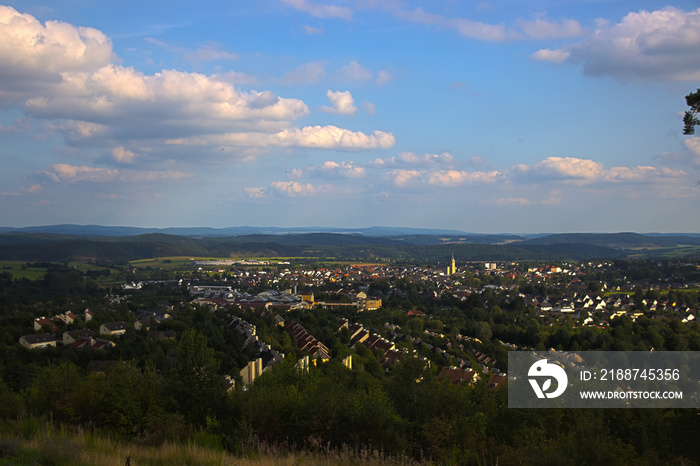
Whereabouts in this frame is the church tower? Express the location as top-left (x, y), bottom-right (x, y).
top-left (447, 253), bottom-right (456, 275)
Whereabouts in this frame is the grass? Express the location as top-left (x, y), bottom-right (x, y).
top-left (0, 421), bottom-right (420, 466)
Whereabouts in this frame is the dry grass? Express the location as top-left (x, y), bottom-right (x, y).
top-left (4, 423), bottom-right (422, 466)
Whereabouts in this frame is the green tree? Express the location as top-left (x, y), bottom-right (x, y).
top-left (683, 88), bottom-right (700, 135)
top-left (171, 329), bottom-right (227, 427)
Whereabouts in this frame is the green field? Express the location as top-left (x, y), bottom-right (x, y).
top-left (0, 261), bottom-right (114, 281)
top-left (0, 261), bottom-right (47, 280)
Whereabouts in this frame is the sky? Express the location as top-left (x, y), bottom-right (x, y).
top-left (1, 1), bottom-right (699, 233)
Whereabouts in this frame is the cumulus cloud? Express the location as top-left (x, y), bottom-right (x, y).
top-left (0, 6), bottom-right (395, 168)
top-left (281, 0), bottom-right (352, 20)
top-left (312, 160), bottom-right (366, 178)
top-left (369, 151), bottom-right (455, 167)
top-left (111, 146), bottom-right (136, 163)
top-left (386, 169), bottom-right (421, 187)
top-left (288, 168), bottom-right (304, 179)
top-left (322, 90), bottom-right (357, 115)
top-left (602, 166), bottom-right (687, 182)
top-left (428, 170), bottom-right (501, 186)
top-left (270, 181), bottom-right (318, 196)
top-left (386, 168), bottom-right (500, 187)
top-left (530, 48), bottom-right (570, 63)
top-left (25, 65), bottom-right (310, 139)
top-left (41, 163), bottom-right (189, 183)
top-left (168, 125), bottom-right (395, 150)
top-left (0, 5), bottom-right (112, 104)
top-left (243, 187), bottom-right (266, 198)
top-left (531, 7), bottom-right (700, 81)
top-left (513, 156), bottom-right (688, 185)
top-left (527, 157), bottom-right (604, 180)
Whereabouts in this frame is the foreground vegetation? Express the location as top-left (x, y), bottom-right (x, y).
top-left (0, 420), bottom-right (421, 465)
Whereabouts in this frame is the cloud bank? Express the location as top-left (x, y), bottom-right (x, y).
top-left (532, 7), bottom-right (700, 81)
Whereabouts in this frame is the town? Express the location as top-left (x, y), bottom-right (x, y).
top-left (2, 256), bottom-right (699, 464)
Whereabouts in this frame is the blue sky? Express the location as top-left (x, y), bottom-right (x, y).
top-left (1, 1), bottom-right (699, 233)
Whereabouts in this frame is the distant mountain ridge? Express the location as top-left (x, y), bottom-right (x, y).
top-left (0, 226), bottom-right (699, 262)
top-left (0, 224), bottom-right (478, 238)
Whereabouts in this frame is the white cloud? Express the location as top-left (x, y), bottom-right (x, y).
top-left (513, 157), bottom-right (688, 185)
top-left (602, 166), bottom-right (687, 182)
top-left (428, 170), bottom-right (500, 186)
top-left (243, 187), bottom-right (266, 198)
top-left (147, 38), bottom-right (238, 65)
top-left (215, 70), bottom-right (260, 86)
top-left (517, 17), bottom-right (585, 39)
top-left (0, 5), bottom-right (112, 101)
top-left (24, 64), bottom-right (311, 142)
top-left (288, 168), bottom-right (304, 179)
top-left (386, 167), bottom-right (500, 187)
top-left (41, 163), bottom-right (189, 183)
top-left (1, 184), bottom-right (42, 197)
top-left (281, 0), bottom-right (352, 20)
top-left (530, 48), bottom-right (570, 63)
top-left (168, 125), bottom-right (395, 150)
top-left (270, 181), bottom-right (318, 196)
top-left (313, 160), bottom-right (366, 178)
top-left (448, 18), bottom-right (515, 42)
top-left (303, 25), bottom-right (324, 34)
top-left (376, 70), bottom-right (392, 86)
top-left (370, 151), bottom-right (455, 167)
top-left (530, 157), bottom-right (604, 179)
top-left (0, 6), bottom-right (395, 170)
top-left (532, 7), bottom-right (700, 81)
top-left (111, 146), bottom-right (136, 163)
top-left (183, 41), bottom-right (238, 63)
top-left (485, 197), bottom-right (533, 206)
top-left (339, 60), bottom-right (373, 82)
top-left (322, 90), bottom-right (357, 115)
top-left (684, 137), bottom-right (700, 165)
top-left (361, 102), bottom-right (376, 115)
top-left (542, 190), bottom-right (563, 205)
top-left (393, 7), bottom-right (442, 25)
top-left (386, 169), bottom-right (421, 187)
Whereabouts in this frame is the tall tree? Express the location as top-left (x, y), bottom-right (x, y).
top-left (683, 88), bottom-right (700, 135)
top-left (171, 329), bottom-right (226, 426)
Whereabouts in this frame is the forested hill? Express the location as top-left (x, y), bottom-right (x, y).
top-left (3, 230), bottom-right (697, 261)
top-left (515, 232), bottom-right (700, 248)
